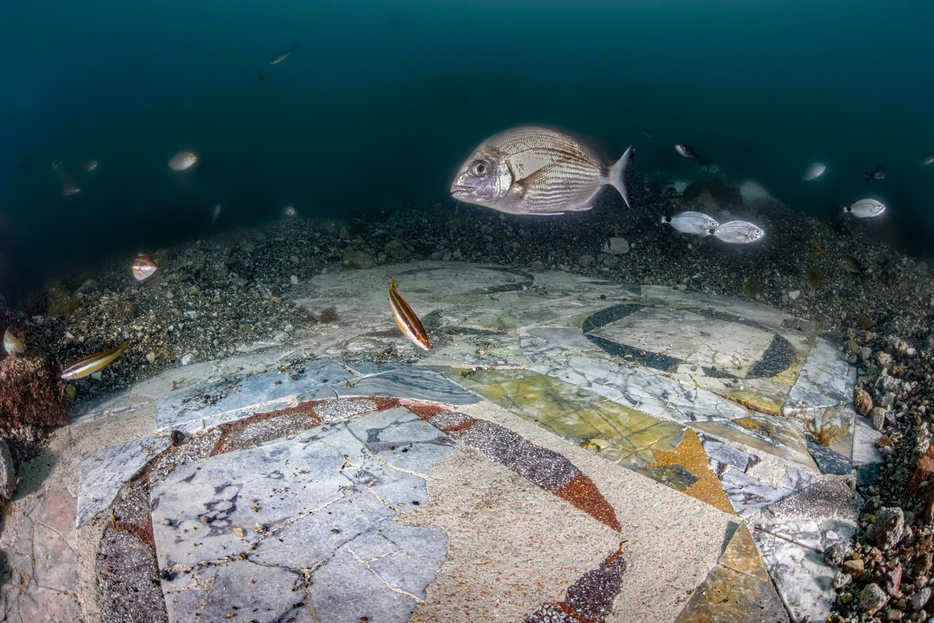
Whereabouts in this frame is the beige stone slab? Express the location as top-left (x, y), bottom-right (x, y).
top-left (422, 401), bottom-right (735, 623)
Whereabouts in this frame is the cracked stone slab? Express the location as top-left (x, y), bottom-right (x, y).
top-left (151, 409), bottom-right (453, 622)
top-left (784, 338), bottom-right (855, 415)
top-left (304, 366), bottom-right (481, 406)
top-left (753, 528), bottom-right (836, 622)
top-left (78, 435), bottom-right (171, 527)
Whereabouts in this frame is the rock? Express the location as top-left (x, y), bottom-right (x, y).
top-left (183, 310), bottom-right (198, 320)
top-left (875, 507), bottom-right (905, 550)
top-left (884, 565), bottom-right (903, 595)
top-left (788, 290), bottom-right (801, 301)
top-left (825, 542), bottom-right (853, 567)
top-left (0, 438), bottom-right (15, 499)
top-left (578, 255), bottom-right (594, 268)
top-left (339, 226), bottom-right (350, 240)
top-left (384, 240), bottom-right (410, 261)
top-left (913, 552), bottom-right (933, 578)
top-left (530, 261), bottom-right (545, 271)
top-left (0, 356), bottom-right (68, 432)
top-left (886, 609), bottom-right (903, 621)
top-left (855, 385), bottom-right (873, 416)
top-left (843, 558), bottom-right (865, 578)
top-left (601, 237), bottom-right (630, 255)
top-left (290, 275), bottom-right (298, 285)
top-left (739, 181), bottom-right (785, 210)
top-left (911, 587), bottom-right (932, 611)
top-left (909, 444), bottom-right (934, 495)
top-left (872, 407), bottom-right (889, 431)
top-left (180, 354), bottom-right (195, 366)
top-left (858, 583), bottom-right (887, 614)
top-left (683, 174), bottom-right (744, 210)
top-left (342, 249), bottom-right (376, 270)
top-left (832, 571), bottom-right (852, 589)
top-left (145, 352), bottom-right (156, 364)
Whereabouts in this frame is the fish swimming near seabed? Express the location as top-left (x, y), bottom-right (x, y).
top-left (865, 166), bottom-right (886, 181)
top-left (52, 162), bottom-right (80, 196)
top-left (839, 255), bottom-right (865, 274)
top-left (843, 199), bottom-right (886, 218)
top-left (803, 163), bottom-right (826, 181)
top-left (711, 220), bottom-right (765, 244)
top-left (132, 253), bottom-right (157, 281)
top-left (389, 279), bottom-right (429, 351)
top-left (661, 211), bottom-right (719, 236)
top-left (3, 329), bottom-right (24, 356)
top-left (674, 143), bottom-right (709, 166)
top-left (270, 44), bottom-right (298, 65)
top-left (450, 126), bottom-right (633, 215)
top-left (60, 343), bottom-right (128, 381)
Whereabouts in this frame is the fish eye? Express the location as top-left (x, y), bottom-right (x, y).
top-left (469, 160), bottom-right (489, 177)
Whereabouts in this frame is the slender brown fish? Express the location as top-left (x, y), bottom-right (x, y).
top-left (389, 279), bottom-right (429, 351)
top-left (61, 343), bottom-right (128, 381)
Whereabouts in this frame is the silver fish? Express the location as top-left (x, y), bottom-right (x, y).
top-left (921, 154), bottom-right (934, 166)
top-left (844, 199), bottom-right (886, 218)
top-left (212, 203), bottom-right (222, 224)
top-left (662, 211), bottom-right (718, 236)
top-left (675, 143), bottom-right (709, 165)
top-left (450, 126), bottom-right (633, 215)
top-left (865, 166), bottom-right (886, 181)
top-left (712, 220), bottom-right (765, 244)
top-left (270, 44), bottom-right (298, 65)
top-left (803, 163), bottom-right (826, 181)
top-left (283, 205), bottom-right (297, 217)
top-left (169, 151), bottom-right (198, 171)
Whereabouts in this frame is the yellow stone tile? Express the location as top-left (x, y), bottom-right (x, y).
top-left (718, 525), bottom-right (770, 583)
top-left (673, 565), bottom-right (789, 623)
top-left (649, 429), bottom-right (734, 514)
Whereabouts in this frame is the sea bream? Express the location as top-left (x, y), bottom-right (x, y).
top-left (844, 199), bottom-right (886, 218)
top-left (661, 211), bottom-right (719, 236)
top-left (921, 154), bottom-right (934, 166)
top-left (450, 126), bottom-right (633, 215)
top-left (865, 165), bottom-right (886, 181)
top-left (674, 143), bottom-right (709, 165)
top-left (712, 220), bottom-right (765, 244)
top-left (803, 163), bottom-right (826, 181)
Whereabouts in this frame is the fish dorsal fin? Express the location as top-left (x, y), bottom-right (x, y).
top-left (514, 159), bottom-right (568, 197)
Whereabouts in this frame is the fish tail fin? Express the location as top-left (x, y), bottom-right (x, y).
top-left (841, 204), bottom-right (850, 213)
top-left (609, 146), bottom-right (634, 209)
top-left (864, 172), bottom-right (871, 181)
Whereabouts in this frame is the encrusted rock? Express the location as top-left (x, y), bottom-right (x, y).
top-left (854, 385), bottom-right (873, 416)
top-left (858, 583), bottom-right (887, 614)
top-left (0, 356), bottom-right (68, 433)
top-left (833, 570), bottom-right (852, 589)
top-left (342, 249), bottom-right (376, 269)
top-left (843, 558), bottom-right (865, 578)
top-left (0, 438), bottom-right (15, 499)
top-left (825, 542), bottom-right (853, 567)
top-left (875, 507), bottom-right (905, 550)
top-left (872, 407), bottom-right (889, 432)
top-left (384, 240), bottom-right (410, 261)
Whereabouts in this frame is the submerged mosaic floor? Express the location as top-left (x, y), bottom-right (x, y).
top-left (4, 263), bottom-right (878, 622)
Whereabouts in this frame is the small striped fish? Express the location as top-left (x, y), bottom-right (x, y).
top-left (389, 279), bottom-right (429, 351)
top-left (61, 343), bottom-right (128, 381)
top-left (450, 126), bottom-right (633, 215)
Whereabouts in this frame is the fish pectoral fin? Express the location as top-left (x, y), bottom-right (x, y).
top-left (514, 159), bottom-right (567, 197)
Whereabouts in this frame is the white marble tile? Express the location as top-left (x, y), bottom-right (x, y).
top-left (78, 435), bottom-right (171, 527)
top-left (306, 367), bottom-right (480, 406)
top-left (590, 307), bottom-right (773, 373)
top-left (719, 468), bottom-right (795, 516)
top-left (753, 528), bottom-right (836, 623)
top-left (852, 415), bottom-right (884, 465)
top-left (529, 356), bottom-right (751, 424)
top-left (784, 338), bottom-right (853, 415)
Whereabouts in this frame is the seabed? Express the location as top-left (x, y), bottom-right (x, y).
top-left (0, 262), bottom-right (876, 622)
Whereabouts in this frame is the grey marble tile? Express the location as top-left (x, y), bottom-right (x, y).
top-left (345, 407), bottom-right (456, 473)
top-left (806, 437), bottom-right (853, 475)
top-left (719, 468), bottom-right (794, 517)
top-left (697, 432), bottom-right (759, 472)
top-left (755, 519), bottom-right (856, 554)
top-left (156, 359), bottom-right (352, 431)
top-left (197, 561), bottom-right (312, 623)
top-left (753, 528), bottom-right (836, 623)
top-left (308, 548), bottom-right (420, 623)
top-left (318, 366), bottom-right (480, 406)
top-left (78, 435), bottom-right (171, 527)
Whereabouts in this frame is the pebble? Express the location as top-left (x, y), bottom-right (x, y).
top-left (146, 352), bottom-right (156, 364)
top-left (911, 587), bottom-right (932, 611)
top-left (859, 583), bottom-right (888, 613)
top-left (180, 354), bottom-right (195, 366)
top-left (843, 558), bottom-right (865, 578)
top-left (290, 275), bottom-right (298, 285)
top-left (184, 310), bottom-right (198, 320)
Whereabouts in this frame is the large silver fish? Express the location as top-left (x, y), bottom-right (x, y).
top-left (662, 211), bottom-right (718, 236)
top-left (712, 220), bottom-right (765, 244)
top-left (450, 126), bottom-right (633, 215)
top-left (169, 151), bottom-right (198, 171)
